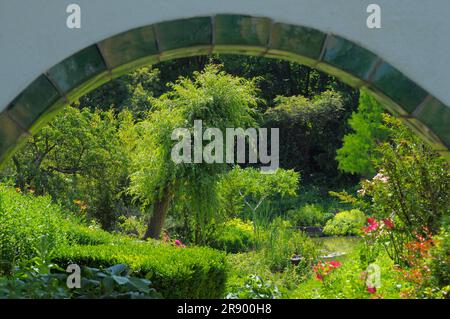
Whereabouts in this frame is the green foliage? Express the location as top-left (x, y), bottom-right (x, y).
top-left (53, 242), bottom-right (227, 299)
top-left (78, 66), bottom-right (163, 114)
top-left (209, 218), bottom-right (255, 253)
top-left (0, 258), bottom-right (160, 299)
top-left (430, 230), bottom-right (450, 288)
top-left (0, 186), bottom-right (67, 272)
top-left (63, 222), bottom-right (117, 246)
top-left (116, 215), bottom-right (147, 238)
top-left (2, 106), bottom-right (132, 229)
top-left (0, 184), bottom-right (129, 273)
top-left (323, 209), bottom-right (366, 236)
top-left (333, 115), bottom-right (449, 266)
top-left (336, 90), bottom-right (389, 176)
top-left (264, 91), bottom-right (348, 182)
top-left (260, 218), bottom-right (318, 273)
top-left (72, 263), bottom-right (160, 299)
top-left (368, 115), bottom-right (449, 236)
top-left (128, 65), bottom-right (260, 240)
top-left (156, 55), bottom-right (358, 112)
top-left (226, 275), bottom-right (281, 299)
top-left (0, 250), bottom-right (70, 299)
top-left (218, 166), bottom-right (299, 220)
top-left (287, 204), bottom-right (333, 228)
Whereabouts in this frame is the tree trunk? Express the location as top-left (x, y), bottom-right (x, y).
top-left (143, 186), bottom-right (173, 240)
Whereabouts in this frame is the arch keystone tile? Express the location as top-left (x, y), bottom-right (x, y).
top-left (413, 97), bottom-right (450, 149)
top-left (156, 17), bottom-right (213, 61)
top-left (98, 26), bottom-right (159, 78)
top-left (370, 62), bottom-right (428, 114)
top-left (7, 75), bottom-right (60, 131)
top-left (266, 23), bottom-right (325, 67)
top-left (47, 45), bottom-right (109, 102)
top-left (213, 15), bottom-right (271, 55)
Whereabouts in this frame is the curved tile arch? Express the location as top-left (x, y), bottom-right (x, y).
top-left (1, 15), bottom-right (449, 165)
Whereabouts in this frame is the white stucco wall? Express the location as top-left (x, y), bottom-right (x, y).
top-left (0, 0), bottom-right (449, 111)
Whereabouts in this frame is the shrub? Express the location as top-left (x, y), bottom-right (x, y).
top-left (0, 185), bottom-right (125, 273)
top-left (62, 222), bottom-right (116, 246)
top-left (287, 204), bottom-right (333, 228)
top-left (430, 230), bottom-right (450, 288)
top-left (71, 263), bottom-right (161, 299)
top-left (210, 219), bottom-right (255, 253)
top-left (226, 275), bottom-right (282, 299)
top-left (0, 257), bottom-right (160, 299)
top-left (52, 241), bottom-right (227, 299)
top-left (116, 215), bottom-right (146, 238)
top-left (323, 209), bottom-right (366, 236)
top-left (290, 250), bottom-right (406, 299)
top-left (261, 218), bottom-right (318, 273)
top-left (0, 186), bottom-right (68, 272)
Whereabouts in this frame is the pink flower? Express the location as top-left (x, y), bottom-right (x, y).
top-left (382, 218), bottom-right (394, 229)
top-left (329, 261), bottom-right (342, 268)
top-left (173, 239), bottom-right (186, 248)
top-left (367, 286), bottom-right (377, 294)
top-left (174, 239), bottom-right (182, 246)
top-left (363, 217), bottom-right (379, 233)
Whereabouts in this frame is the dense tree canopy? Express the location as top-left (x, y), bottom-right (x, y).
top-left (127, 65), bottom-right (260, 240)
top-left (264, 91), bottom-right (349, 183)
top-left (336, 91), bottom-right (389, 177)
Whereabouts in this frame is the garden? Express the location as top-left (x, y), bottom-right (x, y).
top-left (0, 55), bottom-right (448, 299)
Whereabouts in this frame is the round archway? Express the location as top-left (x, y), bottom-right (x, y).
top-left (0, 14), bottom-right (449, 164)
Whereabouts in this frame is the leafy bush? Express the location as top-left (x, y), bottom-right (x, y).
top-left (430, 230), bottom-right (450, 288)
top-left (287, 204), bottom-right (333, 228)
top-left (3, 106), bottom-right (132, 230)
top-left (261, 218), bottom-right (318, 273)
top-left (210, 219), bottom-right (255, 253)
top-left (63, 222), bottom-right (116, 246)
top-left (336, 90), bottom-right (389, 176)
top-left (323, 209), bottom-right (366, 236)
top-left (290, 250), bottom-right (406, 299)
top-left (52, 241), bottom-right (227, 299)
top-left (333, 116), bottom-right (449, 265)
top-left (0, 186), bottom-right (68, 272)
top-left (226, 275), bottom-right (281, 299)
top-left (0, 185), bottom-right (124, 273)
top-left (0, 258), bottom-right (160, 299)
top-left (116, 215), bottom-right (146, 238)
top-left (71, 263), bottom-right (160, 299)
top-left (0, 253), bottom-right (70, 299)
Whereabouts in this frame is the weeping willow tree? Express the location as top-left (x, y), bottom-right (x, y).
top-left (127, 65), bottom-right (259, 240)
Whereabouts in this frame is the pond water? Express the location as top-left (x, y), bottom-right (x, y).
top-left (313, 237), bottom-right (361, 262)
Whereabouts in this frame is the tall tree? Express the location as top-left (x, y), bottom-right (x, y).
top-left (336, 90), bottom-right (389, 177)
top-left (264, 91), bottom-right (347, 183)
top-left (127, 65), bottom-right (259, 240)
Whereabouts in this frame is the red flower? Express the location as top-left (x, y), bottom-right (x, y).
top-left (382, 218), bottom-right (394, 229)
top-left (363, 217), bottom-right (379, 233)
top-left (173, 239), bottom-right (186, 248)
top-left (313, 261), bottom-right (341, 281)
top-left (367, 286), bottom-right (376, 294)
top-left (329, 261), bottom-right (342, 268)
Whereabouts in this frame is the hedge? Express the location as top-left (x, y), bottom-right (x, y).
top-left (209, 218), bottom-right (255, 253)
top-left (0, 186), bottom-right (68, 271)
top-left (53, 242), bottom-right (227, 299)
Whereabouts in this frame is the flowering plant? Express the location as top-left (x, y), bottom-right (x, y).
top-left (313, 260), bottom-right (342, 283)
top-left (173, 239), bottom-right (186, 248)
